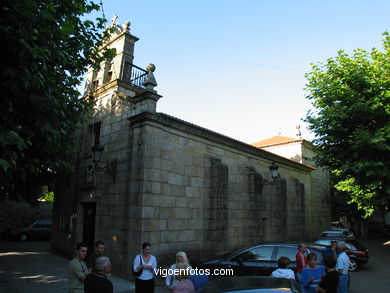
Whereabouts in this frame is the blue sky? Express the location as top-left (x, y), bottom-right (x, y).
top-left (93, 0), bottom-right (389, 143)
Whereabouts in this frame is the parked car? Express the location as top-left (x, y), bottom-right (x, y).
top-left (331, 221), bottom-right (346, 229)
top-left (331, 222), bottom-right (354, 237)
top-left (203, 242), bottom-right (323, 278)
top-left (10, 219), bottom-right (52, 241)
top-left (318, 230), bottom-right (351, 238)
top-left (313, 238), bottom-right (369, 271)
top-left (198, 276), bottom-right (301, 293)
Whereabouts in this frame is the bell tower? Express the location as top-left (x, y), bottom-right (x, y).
top-left (83, 15), bottom-right (161, 116)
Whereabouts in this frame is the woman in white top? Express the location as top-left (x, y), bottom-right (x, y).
top-left (271, 256), bottom-right (295, 279)
top-left (133, 242), bottom-right (157, 293)
top-left (166, 251), bottom-right (191, 290)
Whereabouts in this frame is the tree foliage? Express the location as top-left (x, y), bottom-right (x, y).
top-left (305, 33), bottom-right (390, 217)
top-left (39, 186), bottom-right (54, 202)
top-left (0, 0), bottom-right (112, 203)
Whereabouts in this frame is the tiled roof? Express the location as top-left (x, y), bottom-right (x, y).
top-left (251, 135), bottom-right (302, 148)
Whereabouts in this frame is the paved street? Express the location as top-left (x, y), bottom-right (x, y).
top-left (349, 238), bottom-right (390, 293)
top-left (0, 241), bottom-right (165, 293)
top-left (0, 238), bottom-right (389, 292)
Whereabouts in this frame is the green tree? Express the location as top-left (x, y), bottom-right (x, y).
top-left (39, 186), bottom-right (54, 202)
top-left (305, 33), bottom-right (390, 217)
top-left (0, 0), bottom-right (112, 203)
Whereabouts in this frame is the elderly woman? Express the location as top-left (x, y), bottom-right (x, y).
top-left (173, 263), bottom-right (195, 293)
top-left (133, 242), bottom-right (157, 293)
top-left (166, 251), bottom-right (191, 291)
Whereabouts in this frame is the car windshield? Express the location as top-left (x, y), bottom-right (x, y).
top-left (320, 232), bottom-right (343, 238)
top-left (228, 245), bottom-right (274, 262)
top-left (30, 220), bottom-right (52, 228)
top-left (314, 239), bottom-right (331, 246)
top-left (238, 246), bottom-right (274, 261)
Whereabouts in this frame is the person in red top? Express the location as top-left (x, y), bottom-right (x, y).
top-left (296, 243), bottom-right (309, 292)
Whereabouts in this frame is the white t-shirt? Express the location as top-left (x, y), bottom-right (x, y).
top-left (133, 254), bottom-right (157, 280)
top-left (336, 252), bottom-right (351, 275)
top-left (271, 268), bottom-right (295, 279)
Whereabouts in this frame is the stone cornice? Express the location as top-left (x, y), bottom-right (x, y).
top-left (128, 112), bottom-right (315, 172)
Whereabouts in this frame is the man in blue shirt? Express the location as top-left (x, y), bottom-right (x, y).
top-left (324, 241), bottom-right (340, 257)
top-left (313, 241), bottom-right (340, 257)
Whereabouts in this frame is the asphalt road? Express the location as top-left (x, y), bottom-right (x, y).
top-left (0, 241), bottom-right (69, 293)
top-left (0, 238), bottom-right (389, 292)
top-left (0, 241), bottom-right (166, 293)
top-left (349, 238), bottom-right (390, 293)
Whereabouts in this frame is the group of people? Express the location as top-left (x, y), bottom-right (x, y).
top-left (68, 240), bottom-right (351, 293)
top-left (133, 242), bottom-right (209, 293)
top-left (270, 241), bottom-right (351, 293)
top-left (68, 241), bottom-right (112, 293)
top-left (68, 241), bottom-right (208, 293)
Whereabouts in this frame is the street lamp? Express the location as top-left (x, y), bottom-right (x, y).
top-left (262, 162), bottom-right (280, 185)
top-left (91, 145), bottom-right (104, 167)
top-left (87, 145), bottom-right (117, 186)
top-left (269, 162), bottom-right (279, 181)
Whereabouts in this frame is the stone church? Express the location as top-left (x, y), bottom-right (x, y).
top-left (52, 18), bottom-right (330, 277)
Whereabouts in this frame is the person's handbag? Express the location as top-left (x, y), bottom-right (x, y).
top-left (132, 254), bottom-right (143, 276)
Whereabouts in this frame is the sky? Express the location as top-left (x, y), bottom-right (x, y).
top-left (91, 0), bottom-right (389, 144)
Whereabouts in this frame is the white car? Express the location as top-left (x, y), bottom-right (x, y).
top-left (319, 230), bottom-right (352, 238)
top-left (331, 222), bottom-right (354, 237)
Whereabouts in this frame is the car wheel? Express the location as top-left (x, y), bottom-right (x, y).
top-left (348, 259), bottom-right (359, 272)
top-left (19, 233), bottom-right (28, 242)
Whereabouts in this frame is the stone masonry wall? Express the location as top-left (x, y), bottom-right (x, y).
top-left (129, 113), bottom-right (324, 266)
top-left (303, 146), bottom-right (331, 238)
top-left (259, 141), bottom-right (331, 239)
top-left (52, 83), bottom-right (143, 275)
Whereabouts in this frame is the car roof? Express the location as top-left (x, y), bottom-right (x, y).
top-left (198, 276), bottom-right (294, 293)
top-left (321, 230), bottom-right (342, 233)
top-left (319, 231), bottom-right (349, 237)
top-left (35, 219), bottom-right (52, 224)
top-left (224, 242), bottom-right (299, 257)
top-left (315, 238), bottom-right (365, 249)
top-left (240, 242), bottom-right (300, 249)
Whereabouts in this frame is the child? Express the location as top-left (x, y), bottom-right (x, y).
top-left (271, 256), bottom-right (295, 279)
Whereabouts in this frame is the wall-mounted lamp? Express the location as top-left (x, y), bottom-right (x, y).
top-left (263, 162), bottom-right (280, 185)
top-left (91, 144), bottom-right (104, 167)
top-left (87, 145), bottom-right (117, 185)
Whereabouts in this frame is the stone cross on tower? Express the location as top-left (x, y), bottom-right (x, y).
top-left (111, 14), bottom-right (118, 25)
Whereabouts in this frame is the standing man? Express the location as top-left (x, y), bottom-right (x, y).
top-left (86, 240), bottom-right (105, 273)
top-left (335, 243), bottom-right (351, 293)
top-left (296, 243), bottom-right (308, 292)
top-left (324, 241), bottom-right (339, 257)
top-left (68, 243), bottom-right (89, 293)
top-left (314, 241), bottom-right (339, 257)
top-left (84, 256), bottom-right (113, 293)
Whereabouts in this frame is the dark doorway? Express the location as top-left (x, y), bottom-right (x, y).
top-left (82, 203), bottom-right (96, 253)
